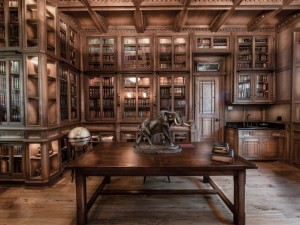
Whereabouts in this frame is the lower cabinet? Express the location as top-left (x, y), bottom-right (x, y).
top-left (226, 128), bottom-right (285, 160)
top-left (241, 136), bottom-right (279, 160)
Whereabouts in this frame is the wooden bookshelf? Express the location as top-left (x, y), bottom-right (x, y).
top-left (86, 36), bottom-right (116, 71)
top-left (122, 36), bottom-right (152, 70)
top-left (158, 36), bottom-right (189, 71)
top-left (122, 75), bottom-right (152, 119)
top-left (159, 74), bottom-right (188, 118)
top-left (0, 58), bottom-right (22, 124)
top-left (195, 36), bottom-right (229, 51)
top-left (87, 75), bottom-right (116, 120)
top-left (237, 35), bottom-right (273, 70)
top-left (0, 0), bottom-right (20, 48)
top-left (0, 143), bottom-right (24, 176)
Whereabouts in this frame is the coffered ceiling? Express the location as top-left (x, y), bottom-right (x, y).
top-left (58, 0), bottom-right (300, 33)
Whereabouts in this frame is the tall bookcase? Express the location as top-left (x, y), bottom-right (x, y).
top-left (0, 0), bottom-right (20, 48)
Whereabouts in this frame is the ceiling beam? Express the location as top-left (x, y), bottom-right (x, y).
top-left (173, 0), bottom-right (192, 32)
top-left (248, 0), bottom-right (295, 31)
top-left (276, 11), bottom-right (300, 32)
top-left (132, 0), bottom-right (145, 33)
top-left (210, 0), bottom-right (244, 32)
top-left (80, 0), bottom-right (108, 33)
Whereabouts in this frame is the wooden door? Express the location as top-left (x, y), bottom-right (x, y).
top-left (195, 76), bottom-right (221, 142)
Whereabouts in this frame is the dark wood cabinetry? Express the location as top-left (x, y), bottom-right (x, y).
top-left (225, 127), bottom-right (285, 160)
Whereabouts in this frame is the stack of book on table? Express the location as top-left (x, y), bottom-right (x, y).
top-left (211, 142), bottom-right (234, 163)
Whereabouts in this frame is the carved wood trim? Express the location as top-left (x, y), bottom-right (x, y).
top-left (247, 0), bottom-right (295, 31)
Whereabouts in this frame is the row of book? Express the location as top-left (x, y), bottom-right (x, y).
top-left (211, 142), bottom-right (234, 163)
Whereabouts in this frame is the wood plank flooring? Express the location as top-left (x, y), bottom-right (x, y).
top-left (0, 161), bottom-right (300, 225)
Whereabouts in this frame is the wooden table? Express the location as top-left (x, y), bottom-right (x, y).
top-left (68, 142), bottom-right (257, 225)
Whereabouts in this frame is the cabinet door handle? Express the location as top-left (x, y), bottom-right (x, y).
top-left (215, 118), bottom-right (219, 122)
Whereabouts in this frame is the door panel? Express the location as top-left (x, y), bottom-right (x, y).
top-left (195, 77), bottom-right (220, 142)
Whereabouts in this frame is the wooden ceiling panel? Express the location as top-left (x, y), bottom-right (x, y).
top-left (58, 0), bottom-right (300, 32)
top-left (225, 10), bottom-right (263, 25)
top-left (64, 11), bottom-right (96, 27)
top-left (97, 11), bottom-right (134, 26)
top-left (144, 10), bottom-right (178, 27)
top-left (185, 10), bottom-right (220, 26)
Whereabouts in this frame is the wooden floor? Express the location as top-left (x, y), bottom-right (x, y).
top-left (1, 161), bottom-right (300, 225)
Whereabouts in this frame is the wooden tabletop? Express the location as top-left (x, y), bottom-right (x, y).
top-left (68, 142), bottom-right (257, 176)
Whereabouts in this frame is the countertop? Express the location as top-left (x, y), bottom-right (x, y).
top-left (226, 122), bottom-right (285, 130)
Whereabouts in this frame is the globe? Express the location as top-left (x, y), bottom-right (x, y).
top-left (68, 127), bottom-right (91, 147)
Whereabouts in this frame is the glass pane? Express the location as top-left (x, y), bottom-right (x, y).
top-left (238, 37), bottom-right (253, 69)
top-left (200, 81), bottom-right (215, 114)
top-left (8, 0), bottom-right (19, 47)
top-left (0, 60), bottom-right (7, 122)
top-left (88, 77), bottom-right (100, 119)
top-left (10, 60), bottom-right (20, 122)
top-left (102, 77), bottom-right (114, 118)
top-left (238, 74), bottom-right (251, 99)
top-left (255, 74), bottom-right (269, 99)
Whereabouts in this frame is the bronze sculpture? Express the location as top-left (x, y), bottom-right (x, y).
top-left (134, 110), bottom-right (190, 153)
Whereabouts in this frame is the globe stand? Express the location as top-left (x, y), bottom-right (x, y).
top-left (69, 143), bottom-right (89, 183)
top-left (68, 127), bottom-right (91, 183)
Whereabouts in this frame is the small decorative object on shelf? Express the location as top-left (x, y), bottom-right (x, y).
top-left (211, 142), bottom-right (234, 163)
top-left (134, 110), bottom-right (190, 153)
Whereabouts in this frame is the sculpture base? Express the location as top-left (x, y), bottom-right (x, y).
top-left (133, 143), bottom-right (182, 154)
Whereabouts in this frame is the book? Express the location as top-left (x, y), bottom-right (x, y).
top-left (212, 142), bottom-right (229, 154)
top-left (211, 149), bottom-right (234, 163)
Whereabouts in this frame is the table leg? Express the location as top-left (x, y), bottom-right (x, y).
top-left (234, 170), bottom-right (246, 225)
top-left (75, 170), bottom-right (87, 225)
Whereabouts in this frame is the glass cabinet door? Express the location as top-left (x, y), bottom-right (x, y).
top-left (0, 59), bottom-right (22, 124)
top-left (87, 75), bottom-right (116, 120)
top-left (237, 74), bottom-right (251, 101)
top-left (123, 37), bottom-right (152, 70)
top-left (158, 37), bottom-right (172, 69)
top-left (237, 37), bottom-right (253, 70)
top-left (255, 73), bottom-right (270, 100)
top-left (254, 37), bottom-right (269, 69)
top-left (173, 37), bottom-right (187, 69)
top-left (159, 75), bottom-right (188, 118)
top-left (0, 143), bottom-right (23, 176)
top-left (123, 75), bottom-right (151, 119)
